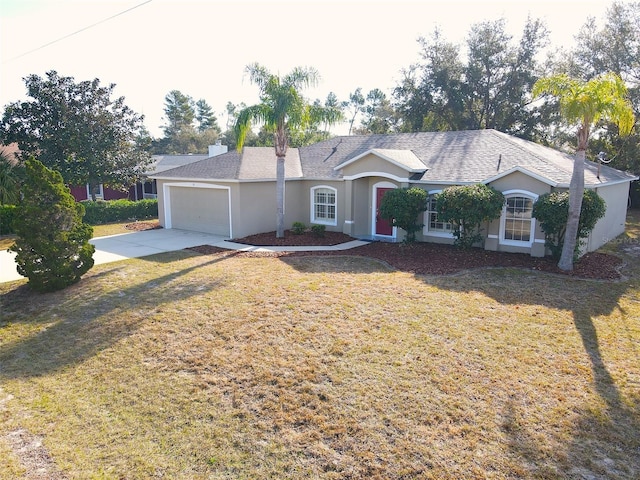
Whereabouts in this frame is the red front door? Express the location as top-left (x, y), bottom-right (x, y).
top-left (375, 188), bottom-right (393, 236)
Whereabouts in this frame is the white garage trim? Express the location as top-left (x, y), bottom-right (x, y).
top-left (162, 182), bottom-right (233, 238)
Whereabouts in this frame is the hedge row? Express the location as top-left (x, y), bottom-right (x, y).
top-left (0, 200), bottom-right (159, 234)
top-left (0, 204), bottom-right (18, 235)
top-left (81, 199), bottom-right (158, 225)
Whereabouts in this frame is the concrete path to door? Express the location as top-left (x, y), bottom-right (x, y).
top-left (0, 229), bottom-right (370, 284)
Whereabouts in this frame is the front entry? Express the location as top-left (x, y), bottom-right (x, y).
top-left (375, 187), bottom-right (393, 236)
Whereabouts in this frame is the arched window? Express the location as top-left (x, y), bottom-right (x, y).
top-left (311, 186), bottom-right (337, 225)
top-left (500, 191), bottom-right (537, 246)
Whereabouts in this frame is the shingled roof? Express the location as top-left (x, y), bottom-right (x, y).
top-left (152, 129), bottom-right (638, 187)
top-left (146, 153), bottom-right (210, 175)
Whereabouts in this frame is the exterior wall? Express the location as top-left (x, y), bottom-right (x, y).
top-left (103, 187), bottom-right (131, 201)
top-left (231, 181), bottom-right (276, 238)
top-left (294, 180), bottom-right (345, 232)
top-left (408, 174), bottom-right (554, 256)
top-left (340, 155), bottom-right (411, 180)
top-left (69, 185), bottom-right (89, 201)
top-left (349, 178), bottom-right (373, 237)
top-left (488, 172), bottom-right (551, 197)
top-left (70, 184), bottom-right (135, 202)
top-left (484, 173), bottom-right (552, 257)
top-left (588, 182), bottom-right (632, 252)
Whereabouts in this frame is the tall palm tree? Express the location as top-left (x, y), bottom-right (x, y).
top-left (533, 72), bottom-right (635, 271)
top-left (235, 64), bottom-right (337, 238)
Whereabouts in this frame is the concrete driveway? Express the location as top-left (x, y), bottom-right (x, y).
top-left (1, 229), bottom-right (370, 284)
top-left (0, 229), bottom-right (228, 284)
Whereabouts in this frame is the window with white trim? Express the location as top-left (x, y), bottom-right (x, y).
top-left (311, 186), bottom-right (337, 225)
top-left (502, 195), bottom-right (534, 243)
top-left (86, 183), bottom-right (104, 200)
top-left (425, 193), bottom-right (453, 235)
top-left (143, 180), bottom-right (157, 199)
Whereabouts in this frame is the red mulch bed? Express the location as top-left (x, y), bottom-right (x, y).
top-left (125, 221), bottom-right (162, 231)
top-left (187, 230), bottom-right (623, 280)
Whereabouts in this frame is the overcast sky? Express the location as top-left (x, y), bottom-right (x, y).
top-left (0, 0), bottom-right (624, 137)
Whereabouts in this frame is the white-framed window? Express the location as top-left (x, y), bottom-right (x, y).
top-left (424, 192), bottom-right (453, 236)
top-left (311, 186), bottom-right (337, 225)
top-left (500, 190), bottom-right (537, 246)
top-left (143, 180), bottom-right (157, 199)
top-left (86, 183), bottom-right (104, 200)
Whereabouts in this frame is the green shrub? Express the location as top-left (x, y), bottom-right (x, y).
top-left (436, 184), bottom-right (505, 248)
top-left (0, 204), bottom-right (18, 235)
top-left (532, 190), bottom-right (606, 259)
top-left (311, 224), bottom-right (326, 237)
top-left (291, 221), bottom-right (307, 235)
top-left (82, 199), bottom-right (158, 225)
top-left (11, 159), bottom-right (94, 292)
top-left (378, 187), bottom-right (428, 243)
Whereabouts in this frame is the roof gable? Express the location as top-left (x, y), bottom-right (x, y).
top-left (334, 148), bottom-right (427, 173)
top-left (238, 147), bottom-right (302, 179)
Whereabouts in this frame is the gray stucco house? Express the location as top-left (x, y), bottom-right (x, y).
top-left (152, 129), bottom-right (638, 257)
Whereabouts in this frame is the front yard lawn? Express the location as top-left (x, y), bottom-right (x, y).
top-left (0, 213), bottom-right (639, 478)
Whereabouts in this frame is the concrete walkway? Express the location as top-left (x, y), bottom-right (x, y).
top-left (0, 229), bottom-right (370, 284)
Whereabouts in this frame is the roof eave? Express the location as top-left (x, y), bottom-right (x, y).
top-left (151, 175), bottom-right (239, 183)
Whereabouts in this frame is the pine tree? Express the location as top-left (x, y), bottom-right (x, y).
top-left (10, 158), bottom-right (95, 292)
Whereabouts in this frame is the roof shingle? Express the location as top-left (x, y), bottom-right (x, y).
top-left (152, 130), bottom-right (638, 187)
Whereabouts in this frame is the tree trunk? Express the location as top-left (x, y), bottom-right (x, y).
top-left (558, 148), bottom-right (586, 271)
top-left (275, 155), bottom-right (285, 238)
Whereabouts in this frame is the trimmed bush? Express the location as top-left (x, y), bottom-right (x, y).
top-left (436, 184), bottom-right (505, 248)
top-left (291, 221), bottom-right (307, 235)
top-left (532, 190), bottom-right (606, 259)
top-left (378, 187), bottom-right (428, 243)
top-left (311, 224), bottom-right (326, 237)
top-left (82, 199), bottom-right (158, 225)
top-left (0, 204), bottom-right (18, 235)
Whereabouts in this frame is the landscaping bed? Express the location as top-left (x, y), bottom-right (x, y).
top-left (197, 230), bottom-right (624, 280)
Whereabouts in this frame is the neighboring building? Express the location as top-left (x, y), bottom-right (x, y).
top-left (152, 130), bottom-right (638, 257)
top-left (1, 142), bottom-right (229, 202)
top-left (132, 143), bottom-right (228, 201)
top-left (67, 143), bottom-right (229, 202)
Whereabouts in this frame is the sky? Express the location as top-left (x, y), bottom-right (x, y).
top-left (0, 0), bottom-right (626, 138)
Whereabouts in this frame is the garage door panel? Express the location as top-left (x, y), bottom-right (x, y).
top-left (170, 187), bottom-right (230, 236)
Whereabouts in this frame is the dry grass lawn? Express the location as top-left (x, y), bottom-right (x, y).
top-left (1, 214), bottom-right (639, 479)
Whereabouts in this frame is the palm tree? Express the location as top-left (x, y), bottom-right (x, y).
top-left (533, 72), bottom-right (635, 271)
top-left (235, 64), bottom-right (337, 238)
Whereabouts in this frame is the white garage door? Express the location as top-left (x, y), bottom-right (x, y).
top-left (169, 186), bottom-right (230, 236)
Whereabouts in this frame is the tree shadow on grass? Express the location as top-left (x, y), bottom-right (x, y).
top-left (0, 250), bottom-right (240, 380)
top-left (427, 261), bottom-right (640, 478)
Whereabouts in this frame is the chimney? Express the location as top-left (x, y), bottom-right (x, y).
top-left (208, 142), bottom-right (228, 157)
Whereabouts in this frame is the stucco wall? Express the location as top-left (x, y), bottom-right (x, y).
top-left (349, 178), bottom-right (373, 237)
top-left (588, 182), bottom-right (631, 252)
top-left (341, 154), bottom-right (412, 180)
top-left (295, 180), bottom-right (345, 232)
top-left (232, 181), bottom-right (277, 238)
